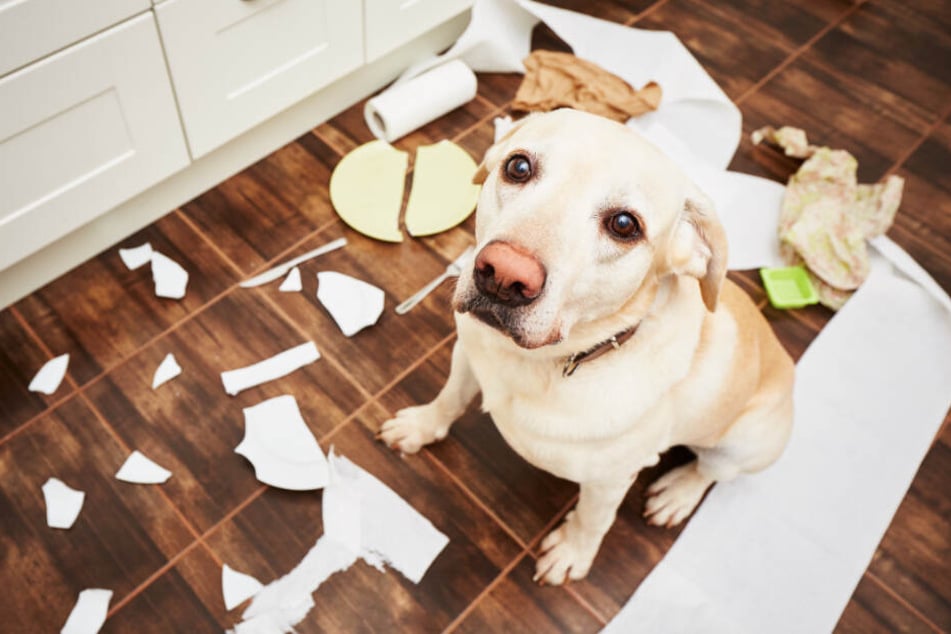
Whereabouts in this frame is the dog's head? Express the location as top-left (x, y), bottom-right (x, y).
top-left (453, 109), bottom-right (727, 350)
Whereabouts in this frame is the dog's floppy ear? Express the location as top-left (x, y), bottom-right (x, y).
top-left (473, 115), bottom-right (537, 185)
top-left (667, 187), bottom-right (728, 312)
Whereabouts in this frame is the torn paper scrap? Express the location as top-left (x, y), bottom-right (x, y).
top-left (151, 251), bottom-right (189, 299)
top-left (234, 395), bottom-right (329, 491)
top-left (152, 353), bottom-right (182, 389)
top-left (512, 50), bottom-right (661, 122)
top-left (329, 140), bottom-right (407, 243)
top-left (405, 141), bottom-right (481, 237)
top-left (61, 588), bottom-right (112, 634)
top-left (29, 353), bottom-right (69, 395)
top-left (279, 267), bottom-right (302, 292)
top-left (240, 238), bottom-right (347, 288)
top-left (119, 242), bottom-right (153, 270)
top-left (115, 450), bottom-right (172, 484)
top-left (316, 272), bottom-right (385, 337)
top-left (220, 341), bottom-right (320, 396)
top-left (223, 564), bottom-right (264, 611)
top-left (42, 477), bottom-right (85, 529)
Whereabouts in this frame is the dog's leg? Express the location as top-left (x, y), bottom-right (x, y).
top-left (379, 340), bottom-right (480, 453)
top-left (535, 478), bottom-right (632, 585)
top-left (643, 460), bottom-right (718, 528)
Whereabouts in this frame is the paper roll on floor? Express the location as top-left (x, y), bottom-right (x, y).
top-left (365, 60), bottom-right (477, 142)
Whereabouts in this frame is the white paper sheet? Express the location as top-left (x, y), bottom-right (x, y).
top-left (278, 267), bottom-right (302, 293)
top-left (61, 588), bottom-right (112, 634)
top-left (151, 353), bottom-right (182, 389)
top-left (29, 353), bottom-right (69, 395)
top-left (220, 342), bottom-right (320, 396)
top-left (234, 395), bottom-right (329, 491)
top-left (150, 251), bottom-right (189, 299)
top-left (223, 564), bottom-right (265, 611)
top-left (316, 272), bottom-right (385, 337)
top-left (42, 477), bottom-right (85, 530)
top-left (119, 243), bottom-right (153, 270)
top-left (115, 450), bottom-right (172, 484)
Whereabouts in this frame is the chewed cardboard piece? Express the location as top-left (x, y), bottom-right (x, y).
top-left (223, 564), bottom-right (264, 611)
top-left (235, 395), bottom-right (329, 491)
top-left (279, 267), bottom-right (302, 292)
top-left (29, 353), bottom-right (69, 395)
top-left (316, 272), bottom-right (385, 337)
top-left (404, 141), bottom-right (481, 237)
top-left (119, 243), bottom-right (153, 270)
top-left (152, 353), bottom-right (182, 389)
top-left (329, 140), bottom-right (407, 242)
top-left (42, 477), bottom-right (85, 529)
top-left (220, 342), bottom-right (320, 396)
top-left (115, 450), bottom-right (172, 484)
top-left (61, 588), bottom-right (112, 634)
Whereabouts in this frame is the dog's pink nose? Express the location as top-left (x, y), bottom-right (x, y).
top-left (474, 241), bottom-right (546, 306)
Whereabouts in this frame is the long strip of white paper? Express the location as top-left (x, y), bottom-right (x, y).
top-left (603, 258), bottom-right (951, 633)
top-left (223, 564), bottom-right (265, 611)
top-left (61, 588), bottom-right (112, 634)
top-left (29, 353), bottom-right (69, 395)
top-left (220, 342), bottom-right (320, 396)
top-left (152, 353), bottom-right (182, 389)
top-left (42, 477), bottom-right (85, 529)
top-left (115, 450), bottom-right (172, 484)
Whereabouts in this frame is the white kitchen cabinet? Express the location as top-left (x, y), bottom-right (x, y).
top-left (0, 0), bottom-right (151, 77)
top-left (363, 0), bottom-right (472, 63)
top-left (155, 0), bottom-right (364, 158)
top-left (0, 13), bottom-right (189, 272)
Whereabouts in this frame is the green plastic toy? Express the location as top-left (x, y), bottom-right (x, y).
top-left (760, 266), bottom-right (819, 309)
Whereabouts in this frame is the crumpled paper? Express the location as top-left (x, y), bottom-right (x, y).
top-left (753, 126), bottom-right (904, 310)
top-left (512, 50), bottom-right (661, 122)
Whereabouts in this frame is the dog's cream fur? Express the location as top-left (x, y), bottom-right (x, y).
top-left (380, 109), bottom-right (794, 585)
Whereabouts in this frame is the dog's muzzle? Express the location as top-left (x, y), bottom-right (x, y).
top-left (472, 241), bottom-right (546, 307)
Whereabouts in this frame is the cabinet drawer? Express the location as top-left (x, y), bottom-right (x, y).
top-left (0, 13), bottom-right (189, 272)
top-left (364, 0), bottom-right (472, 63)
top-left (156, 0), bottom-right (363, 158)
top-left (0, 0), bottom-right (151, 77)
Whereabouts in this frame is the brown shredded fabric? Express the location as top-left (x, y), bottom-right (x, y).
top-left (512, 50), bottom-right (661, 122)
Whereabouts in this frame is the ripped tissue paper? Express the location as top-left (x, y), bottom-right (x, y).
top-left (316, 272), bottom-right (385, 337)
top-left (61, 588), bottom-right (112, 634)
top-left (223, 564), bottom-right (265, 611)
top-left (29, 353), bottom-right (69, 395)
top-left (119, 242), bottom-right (189, 299)
top-left (152, 353), bottom-right (182, 389)
top-left (115, 450), bottom-right (172, 484)
top-left (42, 477), bottom-right (85, 530)
top-left (220, 342), bottom-right (320, 396)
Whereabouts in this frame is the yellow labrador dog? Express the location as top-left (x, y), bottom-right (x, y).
top-left (380, 109), bottom-right (794, 585)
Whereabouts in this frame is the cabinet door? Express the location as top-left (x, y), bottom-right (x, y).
top-left (156, 0), bottom-right (363, 158)
top-left (364, 0), bottom-right (472, 63)
top-left (0, 14), bottom-right (189, 272)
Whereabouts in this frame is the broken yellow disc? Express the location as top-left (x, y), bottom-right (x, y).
top-left (405, 140), bottom-right (481, 237)
top-left (329, 140), bottom-right (407, 243)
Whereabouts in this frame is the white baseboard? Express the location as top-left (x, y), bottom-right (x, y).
top-left (0, 12), bottom-right (470, 308)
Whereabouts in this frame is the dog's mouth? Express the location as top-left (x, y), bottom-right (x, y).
top-left (456, 294), bottom-right (562, 350)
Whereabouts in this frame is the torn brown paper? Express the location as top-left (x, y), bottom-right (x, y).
top-left (512, 50), bottom-right (661, 122)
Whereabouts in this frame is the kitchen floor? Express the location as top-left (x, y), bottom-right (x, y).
top-left (2, 1), bottom-right (950, 632)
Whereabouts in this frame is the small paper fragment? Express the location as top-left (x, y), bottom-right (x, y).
top-left (151, 251), bottom-right (189, 299)
top-left (61, 588), bottom-right (112, 634)
top-left (223, 564), bottom-right (264, 611)
top-left (220, 342), bottom-right (320, 396)
top-left (235, 395), bottom-right (329, 491)
top-left (152, 353), bottom-right (182, 389)
top-left (115, 450), bottom-right (172, 484)
top-left (316, 272), bottom-right (385, 337)
top-left (42, 477), bottom-right (85, 529)
top-left (29, 353), bottom-right (69, 395)
top-left (119, 243), bottom-right (153, 270)
top-left (278, 267), bottom-right (302, 292)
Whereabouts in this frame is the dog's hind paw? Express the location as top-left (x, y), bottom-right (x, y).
top-left (533, 513), bottom-right (598, 585)
top-left (644, 462), bottom-right (714, 527)
top-left (377, 405), bottom-right (450, 454)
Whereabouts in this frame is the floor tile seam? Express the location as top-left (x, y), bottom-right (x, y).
top-left (885, 98), bottom-right (951, 178)
top-left (865, 569), bottom-right (945, 634)
top-left (309, 126), bottom-right (354, 157)
top-left (440, 549), bottom-right (531, 634)
top-left (733, 0), bottom-right (868, 107)
top-left (451, 103), bottom-right (510, 145)
top-left (562, 583), bottom-right (609, 626)
top-left (104, 538), bottom-right (204, 619)
top-left (625, 0), bottom-right (673, 26)
top-left (527, 492), bottom-right (580, 553)
top-left (370, 331), bottom-right (457, 402)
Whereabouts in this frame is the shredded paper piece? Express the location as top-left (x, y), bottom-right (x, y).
top-left (150, 251), bottom-right (189, 299)
top-left (115, 450), bottom-right (172, 484)
top-left (220, 342), bottom-right (320, 396)
top-left (235, 395), bottom-right (329, 491)
top-left (152, 353), bottom-right (182, 389)
top-left (223, 564), bottom-right (265, 611)
top-left (42, 477), bottom-right (85, 530)
top-left (278, 267), bottom-right (302, 292)
top-left (316, 272), bottom-right (385, 337)
top-left (231, 452), bottom-right (449, 633)
top-left (61, 588), bottom-right (112, 634)
top-left (119, 243), bottom-right (153, 270)
top-left (29, 353), bottom-right (69, 395)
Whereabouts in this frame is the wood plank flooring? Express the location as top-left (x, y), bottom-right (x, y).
top-left (2, 1), bottom-right (949, 631)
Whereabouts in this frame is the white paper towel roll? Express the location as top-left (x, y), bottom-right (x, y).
top-left (365, 60), bottom-right (477, 142)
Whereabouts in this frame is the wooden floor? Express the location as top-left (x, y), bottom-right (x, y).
top-left (2, 0), bottom-right (950, 631)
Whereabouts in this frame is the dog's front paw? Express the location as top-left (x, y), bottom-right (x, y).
top-left (533, 513), bottom-right (599, 585)
top-left (644, 462), bottom-right (713, 527)
top-left (378, 405), bottom-right (450, 454)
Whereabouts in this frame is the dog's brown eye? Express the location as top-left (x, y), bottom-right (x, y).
top-left (606, 212), bottom-right (642, 241)
top-left (504, 154), bottom-right (532, 183)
